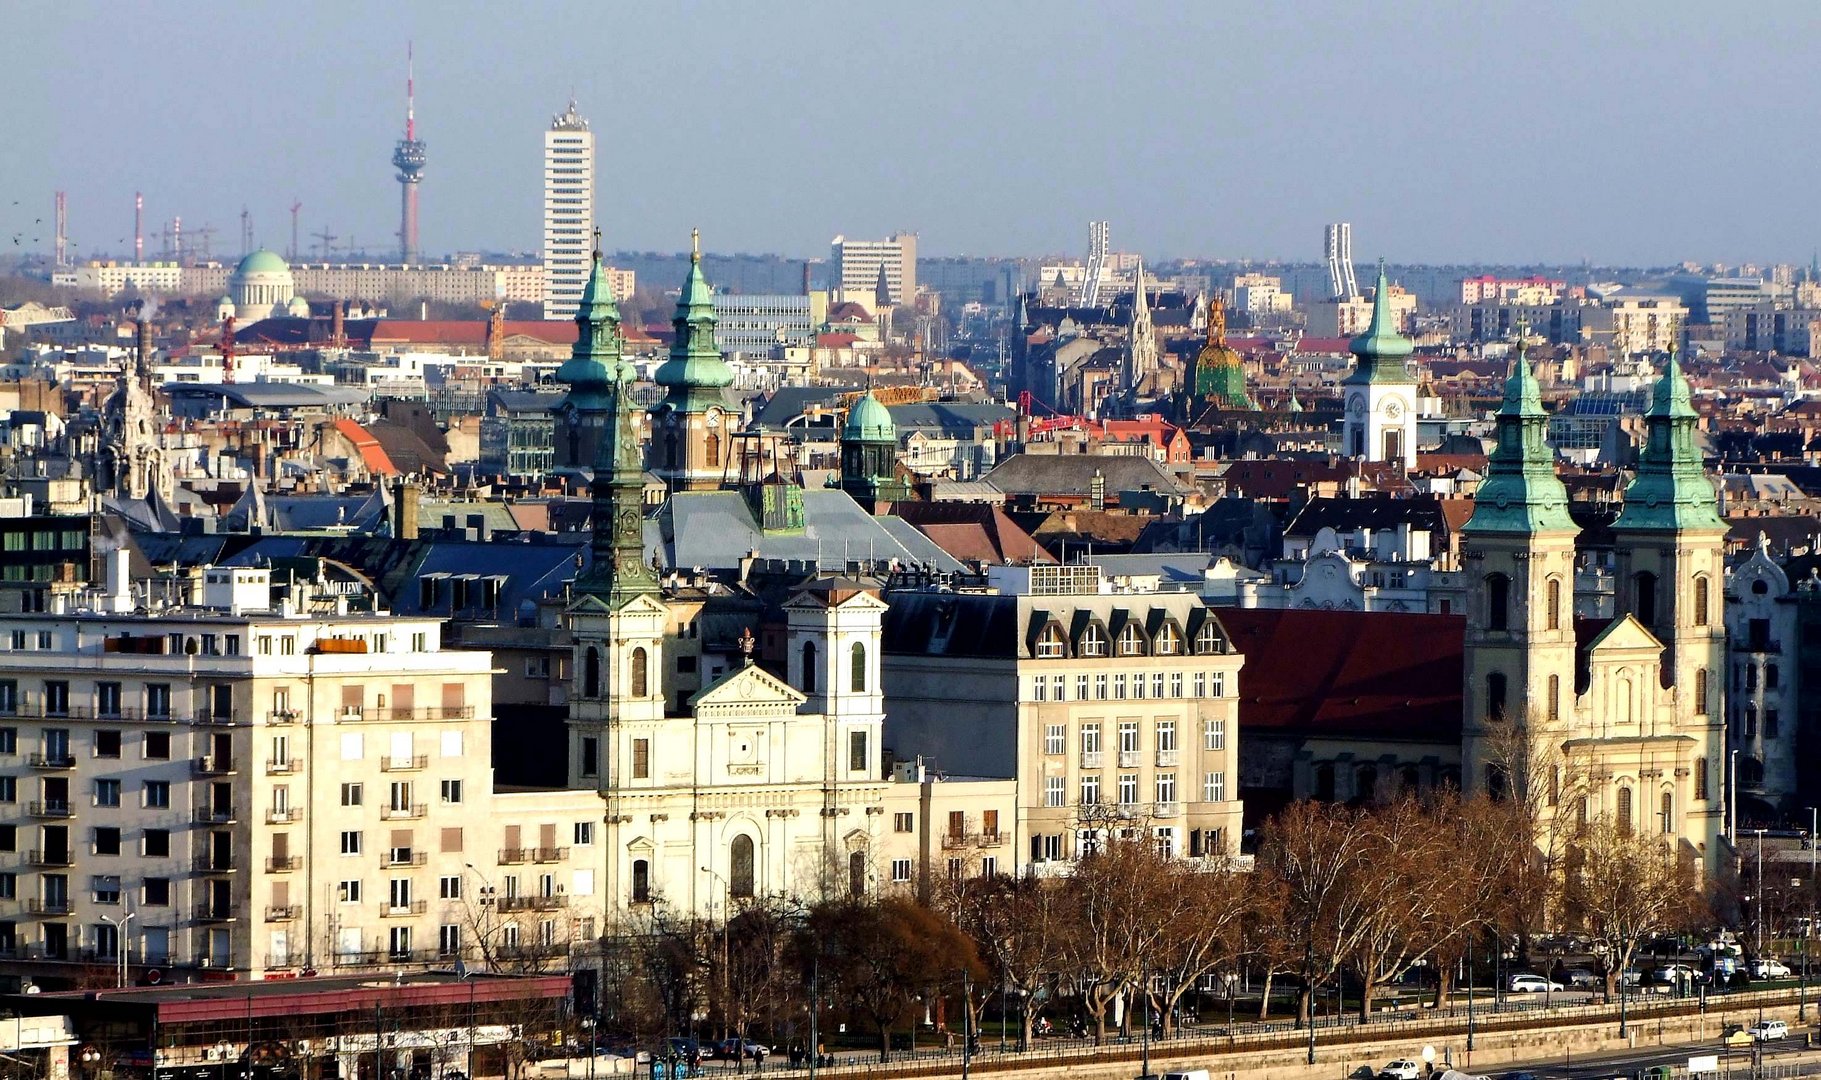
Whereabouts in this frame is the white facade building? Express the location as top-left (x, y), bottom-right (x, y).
top-left (831, 233), bottom-right (917, 307)
top-left (543, 102), bottom-right (596, 321)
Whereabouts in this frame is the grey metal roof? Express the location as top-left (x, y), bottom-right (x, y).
top-left (983, 453), bottom-right (1192, 497)
top-left (885, 401), bottom-right (1013, 437)
top-left (655, 488), bottom-right (964, 573)
top-left (162, 383), bottom-right (368, 408)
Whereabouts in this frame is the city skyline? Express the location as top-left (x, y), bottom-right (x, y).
top-left (7, 1), bottom-right (1821, 266)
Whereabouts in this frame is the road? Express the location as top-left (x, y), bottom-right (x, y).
top-left (1479, 1029), bottom-right (1820, 1080)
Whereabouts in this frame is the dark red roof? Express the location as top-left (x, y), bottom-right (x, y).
top-left (1220, 608), bottom-right (1464, 741)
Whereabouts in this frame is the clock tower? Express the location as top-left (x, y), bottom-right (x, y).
top-left (650, 230), bottom-right (738, 493)
top-left (1339, 263), bottom-right (1418, 469)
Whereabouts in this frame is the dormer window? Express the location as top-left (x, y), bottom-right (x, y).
top-left (1154, 623), bottom-right (1181, 656)
top-left (1193, 622), bottom-right (1222, 655)
top-left (1078, 624), bottom-right (1107, 658)
top-left (1116, 624), bottom-right (1146, 657)
top-left (1035, 624), bottom-right (1066, 659)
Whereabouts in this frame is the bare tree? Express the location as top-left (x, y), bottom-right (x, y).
top-left (940, 872), bottom-right (1067, 1049)
top-left (1255, 800), bottom-right (1378, 1026)
top-left (1560, 816), bottom-right (1702, 997)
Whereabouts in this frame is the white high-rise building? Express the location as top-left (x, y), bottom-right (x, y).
top-left (831, 233), bottom-right (917, 308)
top-left (1324, 222), bottom-right (1358, 301)
top-left (543, 101), bottom-right (595, 321)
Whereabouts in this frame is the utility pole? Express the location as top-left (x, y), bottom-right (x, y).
top-left (961, 968), bottom-right (972, 1080)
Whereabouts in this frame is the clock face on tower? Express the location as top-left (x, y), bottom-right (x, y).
top-left (1384, 398), bottom-right (1405, 419)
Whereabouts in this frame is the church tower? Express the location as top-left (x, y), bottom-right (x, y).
top-left (650, 231), bottom-right (737, 493)
top-left (1127, 261), bottom-right (1158, 387)
top-left (1339, 264), bottom-right (1417, 468)
top-left (839, 391), bottom-right (910, 505)
top-left (1193, 292), bottom-right (1252, 410)
top-left (1461, 335), bottom-right (1580, 798)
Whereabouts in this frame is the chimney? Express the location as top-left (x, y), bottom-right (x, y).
top-left (393, 481), bottom-right (420, 540)
top-left (802, 260), bottom-right (812, 297)
top-left (136, 319), bottom-right (153, 374)
top-left (332, 301), bottom-right (346, 348)
top-left (1089, 469), bottom-right (1107, 512)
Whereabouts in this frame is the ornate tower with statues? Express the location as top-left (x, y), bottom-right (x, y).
top-left (1339, 264), bottom-right (1417, 468)
top-left (650, 232), bottom-right (738, 494)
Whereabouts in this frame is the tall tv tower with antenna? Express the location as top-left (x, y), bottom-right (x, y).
top-left (391, 42), bottom-right (427, 264)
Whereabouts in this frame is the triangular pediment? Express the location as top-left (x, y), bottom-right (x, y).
top-left (1586, 613), bottom-right (1663, 654)
top-left (784, 585), bottom-right (889, 613)
top-left (690, 662), bottom-right (807, 710)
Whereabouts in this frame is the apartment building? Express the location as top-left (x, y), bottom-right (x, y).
top-left (0, 558), bottom-right (599, 988)
top-left (831, 233), bottom-right (916, 307)
top-left (543, 101), bottom-right (595, 321)
top-left (879, 563), bottom-right (1246, 876)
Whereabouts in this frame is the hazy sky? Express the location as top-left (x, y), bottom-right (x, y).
top-left (9, 1), bottom-right (1821, 267)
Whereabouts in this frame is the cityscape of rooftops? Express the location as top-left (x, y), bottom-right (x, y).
top-left (1, 3), bottom-right (1820, 1078)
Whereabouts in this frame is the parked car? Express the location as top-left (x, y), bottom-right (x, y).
top-left (1563, 967), bottom-right (1599, 988)
top-left (716, 1040), bottom-right (769, 1061)
top-left (1380, 1060), bottom-right (1422, 1080)
top-left (1750, 958), bottom-right (1791, 979)
top-left (665, 1039), bottom-right (714, 1061)
top-left (1748, 1020), bottom-right (1789, 1042)
top-left (1507, 974), bottom-right (1563, 993)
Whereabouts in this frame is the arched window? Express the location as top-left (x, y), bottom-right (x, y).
top-left (801, 641), bottom-right (818, 694)
top-left (1695, 757), bottom-right (1708, 801)
top-left (1547, 673), bottom-right (1561, 722)
top-left (1313, 763), bottom-right (1336, 802)
top-left (631, 859), bottom-right (651, 903)
top-left (1193, 622), bottom-right (1221, 654)
top-left (1155, 624), bottom-right (1180, 655)
top-left (1616, 787), bottom-right (1633, 836)
top-left (1660, 791), bottom-right (1674, 834)
top-left (1487, 672), bottom-right (1508, 721)
top-left (1486, 573), bottom-right (1511, 632)
top-left (1617, 677), bottom-right (1634, 724)
top-left (730, 835), bottom-right (755, 899)
top-left (1546, 577), bottom-right (1562, 631)
top-left (1548, 766), bottom-right (1561, 807)
top-left (1116, 624), bottom-right (1146, 657)
top-left (1354, 765), bottom-right (1378, 805)
top-left (583, 647), bottom-right (602, 699)
top-left (850, 642), bottom-right (867, 693)
top-left (848, 851), bottom-right (866, 897)
top-left (1694, 576), bottom-right (1710, 627)
top-left (1035, 624), bottom-right (1066, 658)
top-left (630, 647), bottom-right (648, 698)
top-left (1694, 668), bottom-right (1709, 717)
top-left (1635, 572), bottom-right (1658, 627)
top-left (1078, 624), bottom-right (1107, 657)
top-left (704, 430), bottom-right (721, 469)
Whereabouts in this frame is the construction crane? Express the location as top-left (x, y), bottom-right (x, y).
top-left (310, 228), bottom-right (338, 260)
top-left (288, 200), bottom-right (302, 260)
top-left (188, 224), bottom-right (219, 263)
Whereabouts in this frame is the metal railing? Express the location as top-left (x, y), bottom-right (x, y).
top-left (266, 855), bottom-right (302, 873)
top-left (193, 755), bottom-right (236, 776)
top-left (265, 758), bottom-right (302, 775)
top-left (264, 905), bottom-right (299, 922)
top-left (497, 894), bottom-right (567, 913)
top-left (25, 898), bottom-right (72, 915)
top-left (194, 805), bottom-right (237, 824)
top-left (380, 900), bottom-right (428, 917)
top-left (26, 752), bottom-right (76, 769)
top-left (383, 851), bottom-right (429, 867)
top-left (193, 855), bottom-right (237, 873)
top-left (26, 850), bottom-right (72, 867)
top-left (381, 755), bottom-right (428, 772)
top-left (26, 800), bottom-right (73, 818)
top-left (193, 904), bottom-right (236, 922)
top-left (380, 803), bottom-right (427, 820)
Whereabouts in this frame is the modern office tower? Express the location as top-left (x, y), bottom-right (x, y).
top-left (543, 101), bottom-right (595, 320)
top-left (1324, 222), bottom-right (1358, 300)
top-left (831, 233), bottom-right (917, 307)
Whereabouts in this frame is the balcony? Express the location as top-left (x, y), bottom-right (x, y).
top-left (193, 904), bottom-right (237, 922)
top-left (265, 758), bottom-right (302, 776)
top-left (26, 898), bottom-right (73, 916)
top-left (339, 706), bottom-right (474, 723)
top-left (27, 752), bottom-right (76, 770)
top-left (332, 949), bottom-right (382, 967)
top-left (1156, 750), bottom-right (1180, 767)
top-left (1153, 801), bottom-right (1183, 818)
top-left (1117, 750), bottom-right (1142, 769)
top-left (193, 855), bottom-right (237, 874)
top-left (267, 807), bottom-right (300, 825)
top-left (498, 848), bottom-right (530, 865)
top-left (193, 756), bottom-right (236, 776)
top-left (383, 851), bottom-right (428, 868)
top-left (381, 755), bottom-right (428, 772)
top-left (266, 855), bottom-right (302, 873)
top-left (26, 850), bottom-right (73, 867)
top-left (531, 846), bottom-right (569, 863)
top-left (1079, 750), bottom-right (1103, 769)
top-left (380, 900), bottom-right (428, 918)
top-left (380, 803), bottom-right (427, 821)
top-left (497, 894), bottom-right (567, 913)
top-left (265, 905), bottom-right (299, 923)
top-left (26, 801), bottom-right (74, 819)
top-left (267, 710), bottom-right (299, 726)
top-left (195, 711), bottom-right (241, 727)
top-left (194, 805), bottom-right (238, 825)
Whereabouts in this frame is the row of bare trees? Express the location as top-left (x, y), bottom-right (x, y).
top-left (594, 793), bottom-right (1704, 1059)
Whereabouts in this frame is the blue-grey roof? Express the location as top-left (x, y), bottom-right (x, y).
top-left (1084, 553), bottom-right (1212, 586)
top-left (162, 383), bottom-right (368, 408)
top-left (654, 488), bottom-right (964, 573)
top-left (885, 401), bottom-right (1013, 436)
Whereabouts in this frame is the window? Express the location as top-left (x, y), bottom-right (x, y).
top-left (632, 738), bottom-right (650, 779)
top-left (574, 821), bottom-right (594, 846)
top-left (388, 926), bottom-right (412, 960)
top-left (1616, 787), bottom-right (1634, 836)
top-left (631, 859), bottom-right (650, 903)
top-left (580, 737), bottom-right (598, 778)
top-left (341, 831), bottom-right (363, 856)
top-left (1204, 771), bottom-right (1226, 802)
top-left (1194, 622), bottom-right (1221, 654)
top-left (800, 641), bottom-right (818, 694)
top-left (630, 647), bottom-right (648, 697)
top-left (440, 876), bottom-right (462, 900)
top-left (851, 642), bottom-right (867, 692)
top-left (1151, 672), bottom-right (1165, 698)
top-left (144, 732), bottom-right (169, 759)
top-left (983, 810), bottom-right (1000, 840)
top-left (1486, 573), bottom-right (1510, 632)
top-left (1118, 774), bottom-right (1139, 806)
top-left (1635, 572), bottom-right (1658, 627)
top-left (1767, 664), bottom-right (1780, 690)
top-left (1044, 724), bottom-right (1065, 755)
top-left (93, 827), bottom-right (121, 855)
top-left (439, 924), bottom-right (461, 956)
top-left (849, 731), bottom-right (867, 773)
top-left (1079, 624), bottom-right (1107, 657)
top-left (1081, 723), bottom-right (1101, 754)
top-left (388, 878), bottom-right (413, 910)
top-left (1659, 791), bottom-right (1674, 834)
top-left (341, 783), bottom-right (363, 806)
top-left (1767, 710), bottom-right (1781, 739)
top-left (1081, 775), bottom-right (1100, 805)
top-left (947, 811), bottom-right (966, 839)
top-left (980, 856), bottom-right (997, 878)
top-left (1546, 577), bottom-right (1562, 631)
top-left (143, 829), bottom-right (169, 857)
top-left (1487, 672), bottom-right (1507, 721)
top-left (1051, 674), bottom-right (1065, 700)
top-left (0, 777), bottom-right (10, 802)
top-left (1032, 676), bottom-right (1047, 702)
top-left (1694, 576), bottom-right (1709, 627)
top-left (1170, 672), bottom-right (1184, 697)
top-left (388, 782), bottom-right (411, 812)
top-left (143, 877), bottom-right (169, 905)
top-left (1155, 773), bottom-right (1176, 804)
top-left (1118, 721), bottom-right (1139, 753)
top-left (1157, 720), bottom-right (1176, 752)
top-left (440, 779), bottom-right (464, 804)
top-left (1695, 758), bottom-right (1708, 801)
top-left (1204, 718), bottom-right (1225, 751)
top-left (0, 727), bottom-right (13, 754)
top-left (1045, 776), bottom-right (1065, 807)
top-left (1156, 624), bottom-right (1181, 655)
top-left (1075, 674), bottom-right (1089, 699)
top-left (0, 826), bottom-right (12, 852)
top-left (1131, 672), bottom-right (1145, 699)
top-left (95, 728), bottom-right (121, 758)
top-left (1193, 672), bottom-right (1206, 698)
top-left (1094, 673), bottom-right (1108, 700)
top-left (1211, 671), bottom-right (1226, 697)
top-left (1116, 624), bottom-right (1146, 657)
top-left (1547, 674), bottom-right (1560, 722)
top-left (890, 859), bottom-right (912, 884)
top-left (1035, 625), bottom-right (1066, 658)
top-left (894, 812), bottom-right (914, 833)
top-left (730, 835), bottom-right (755, 898)
top-left (94, 779), bottom-right (120, 807)
top-left (144, 781), bottom-right (169, 809)
top-left (583, 647), bottom-right (601, 698)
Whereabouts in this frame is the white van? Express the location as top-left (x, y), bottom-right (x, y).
top-left (1748, 1020), bottom-right (1789, 1042)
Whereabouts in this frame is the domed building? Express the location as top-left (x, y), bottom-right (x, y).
top-left (839, 391), bottom-right (910, 504)
top-left (1193, 294), bottom-right (1252, 410)
top-left (228, 249), bottom-right (296, 323)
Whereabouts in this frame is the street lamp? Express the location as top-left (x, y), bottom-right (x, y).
top-left (700, 866), bottom-right (732, 1070)
top-left (1755, 830), bottom-right (1767, 958)
top-left (1466, 931), bottom-right (1475, 1052)
top-left (100, 908), bottom-right (137, 988)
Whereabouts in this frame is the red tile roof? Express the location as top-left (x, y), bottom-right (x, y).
top-left (330, 418), bottom-right (398, 476)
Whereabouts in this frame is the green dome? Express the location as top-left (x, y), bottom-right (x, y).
top-left (235, 249), bottom-right (289, 277)
top-left (843, 392), bottom-right (894, 442)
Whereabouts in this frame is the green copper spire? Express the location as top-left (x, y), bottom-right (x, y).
top-left (1613, 348), bottom-right (1724, 532)
top-left (578, 350), bottom-right (659, 603)
top-left (1465, 328), bottom-right (1576, 535)
top-left (556, 239), bottom-right (623, 414)
top-left (653, 229), bottom-right (734, 408)
top-left (1343, 262), bottom-right (1414, 386)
